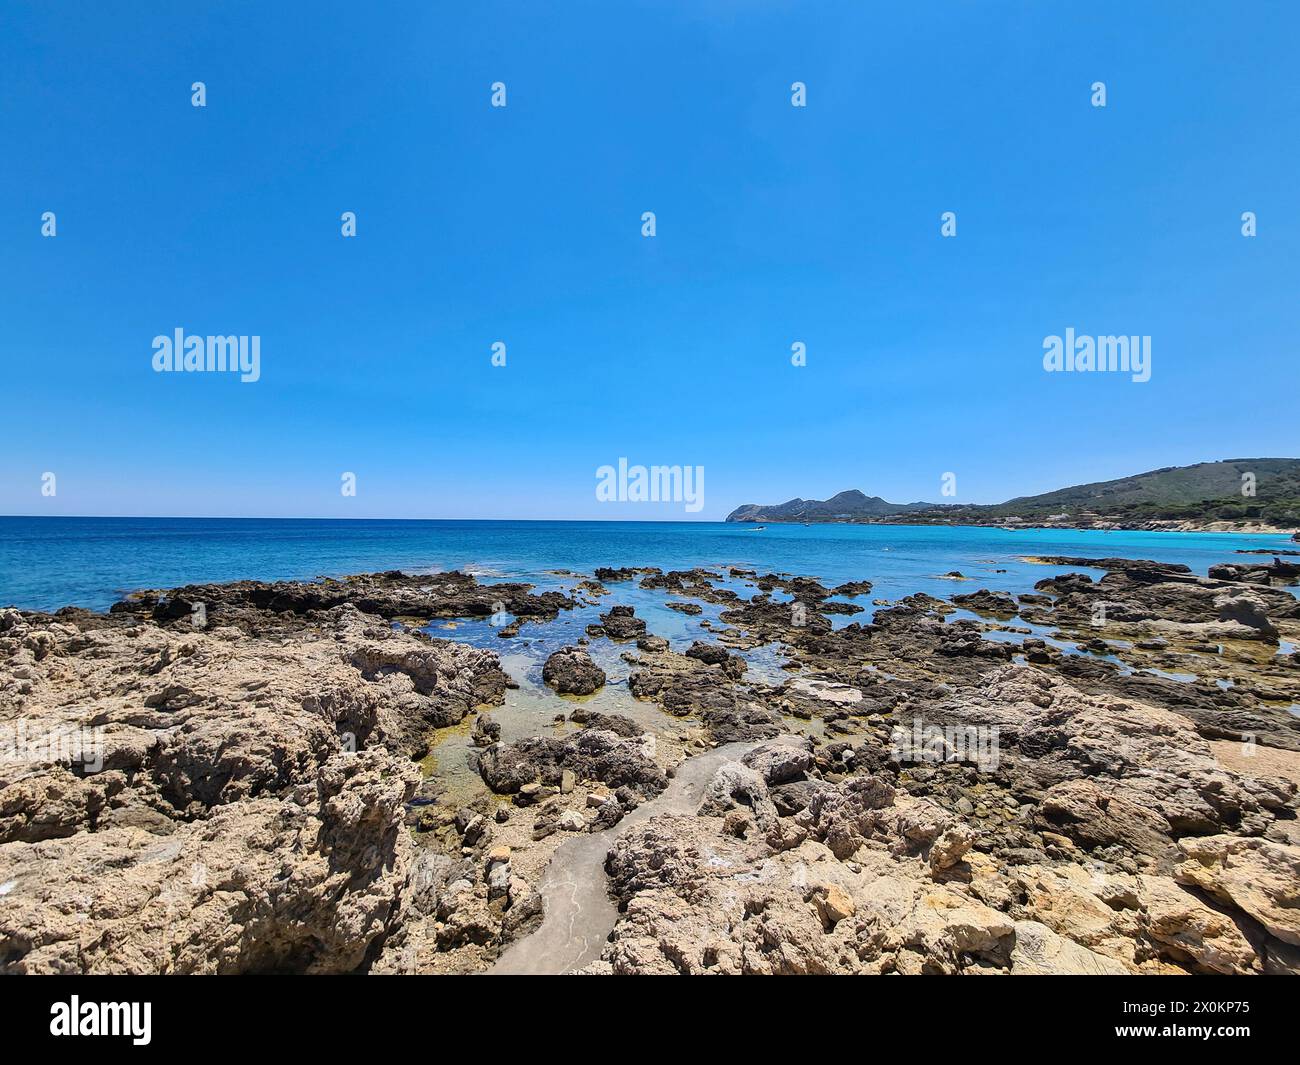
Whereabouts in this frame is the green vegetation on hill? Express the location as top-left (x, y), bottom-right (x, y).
top-left (983, 459), bottom-right (1300, 525)
top-left (725, 459), bottom-right (1300, 527)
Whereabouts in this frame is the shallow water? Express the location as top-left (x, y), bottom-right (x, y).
top-left (418, 571), bottom-right (801, 802)
top-left (420, 644), bottom-right (691, 808)
top-left (489, 740), bottom-right (759, 975)
top-left (7, 516), bottom-right (1293, 753)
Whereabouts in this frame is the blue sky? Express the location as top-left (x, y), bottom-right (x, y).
top-left (2, 1), bottom-right (1297, 520)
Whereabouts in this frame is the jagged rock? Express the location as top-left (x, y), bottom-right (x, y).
top-left (770, 779), bottom-right (836, 816)
top-left (1175, 835), bottom-right (1300, 946)
top-left (1008, 921), bottom-right (1128, 975)
top-left (1209, 559), bottom-right (1300, 587)
top-left (114, 570), bottom-right (577, 631)
top-left (742, 735), bottom-right (814, 785)
top-left (472, 713), bottom-right (501, 748)
top-left (10, 551), bottom-right (1300, 978)
top-left (594, 567), bottom-right (659, 583)
top-left (684, 641), bottom-right (736, 670)
top-left (814, 883), bottom-right (856, 927)
top-left (1037, 779), bottom-right (1177, 860)
top-left (567, 709), bottom-right (643, 737)
top-left (627, 648), bottom-right (783, 743)
top-left (1136, 875), bottom-right (1259, 974)
top-left (698, 762), bottom-right (778, 828)
top-left (590, 798), bottom-right (626, 831)
top-left (1213, 593), bottom-right (1279, 640)
top-left (798, 774), bottom-right (897, 859)
top-left (928, 825), bottom-right (975, 871)
top-left (0, 749), bottom-right (418, 973)
top-left (541, 647), bottom-right (606, 695)
top-left (477, 730), bottom-right (666, 798)
top-left (924, 667), bottom-right (1295, 862)
top-left (598, 605), bottom-right (646, 641)
top-left (951, 589), bottom-right (1019, 616)
top-left (833, 580), bottom-right (874, 597)
top-left (0, 600), bottom-right (524, 974)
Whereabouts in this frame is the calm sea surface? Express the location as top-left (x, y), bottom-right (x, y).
top-left (1, 516), bottom-right (1294, 614)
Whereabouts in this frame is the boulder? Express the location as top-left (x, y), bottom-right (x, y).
top-left (1175, 835), bottom-right (1300, 946)
top-left (477, 729), bottom-right (666, 798)
top-left (741, 735), bottom-right (814, 785)
top-left (598, 605), bottom-right (646, 641)
top-left (698, 762), bottom-right (779, 828)
top-left (1213, 593), bottom-right (1279, 641)
top-left (1137, 875), bottom-right (1258, 974)
top-left (542, 647), bottom-right (606, 695)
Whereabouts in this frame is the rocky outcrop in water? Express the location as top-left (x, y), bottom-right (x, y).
top-left (111, 569), bottom-right (577, 632)
top-left (627, 642), bottom-right (782, 743)
top-left (593, 605), bottom-right (646, 641)
top-left (1208, 558), bottom-right (1300, 586)
top-left (542, 646), bottom-right (606, 695)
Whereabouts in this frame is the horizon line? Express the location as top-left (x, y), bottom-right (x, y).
top-left (0, 513), bottom-right (730, 523)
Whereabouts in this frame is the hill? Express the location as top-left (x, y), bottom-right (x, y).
top-left (725, 490), bottom-right (937, 523)
top-left (724, 459), bottom-right (1300, 529)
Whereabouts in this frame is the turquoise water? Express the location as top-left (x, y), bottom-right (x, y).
top-left (1, 516), bottom-right (1294, 614)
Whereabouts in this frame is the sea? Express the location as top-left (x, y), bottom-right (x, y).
top-left (2, 516), bottom-right (1293, 615)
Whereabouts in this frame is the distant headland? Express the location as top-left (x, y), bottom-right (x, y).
top-left (725, 459), bottom-right (1300, 533)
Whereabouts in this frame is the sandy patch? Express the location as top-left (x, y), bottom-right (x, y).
top-left (1211, 739), bottom-right (1300, 786)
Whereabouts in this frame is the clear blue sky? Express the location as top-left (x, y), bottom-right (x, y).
top-left (2, 1), bottom-right (1297, 520)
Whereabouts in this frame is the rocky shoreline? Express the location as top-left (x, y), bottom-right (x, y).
top-left (2, 557), bottom-right (1298, 975)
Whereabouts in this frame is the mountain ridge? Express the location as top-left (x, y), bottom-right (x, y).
top-left (725, 489), bottom-right (938, 523)
top-left (725, 459), bottom-right (1300, 531)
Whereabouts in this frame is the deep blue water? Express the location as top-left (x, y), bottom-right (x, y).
top-left (1, 516), bottom-right (1294, 614)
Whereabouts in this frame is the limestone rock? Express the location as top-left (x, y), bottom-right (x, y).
top-left (477, 729), bottom-right (666, 798)
top-left (742, 735), bottom-right (815, 785)
top-left (698, 762), bottom-right (778, 828)
top-left (1137, 875), bottom-right (1258, 974)
top-left (1175, 835), bottom-right (1300, 946)
top-left (0, 749), bottom-right (418, 974)
top-left (0, 598), bottom-right (513, 974)
top-left (814, 883), bottom-right (856, 927)
top-left (1009, 921), bottom-right (1129, 975)
top-left (557, 809), bottom-right (587, 832)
